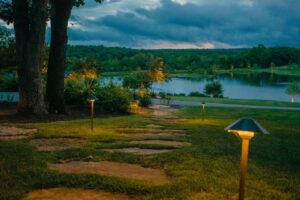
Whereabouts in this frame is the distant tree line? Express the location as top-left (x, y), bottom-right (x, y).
top-left (66, 44), bottom-right (300, 73)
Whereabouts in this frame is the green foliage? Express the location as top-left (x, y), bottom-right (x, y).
top-left (95, 83), bottom-right (133, 113)
top-left (204, 81), bottom-right (223, 98)
top-left (286, 81), bottom-right (300, 95)
top-left (64, 77), bottom-right (98, 105)
top-left (136, 90), bottom-right (152, 107)
top-left (189, 91), bottom-right (207, 97)
top-left (123, 72), bottom-right (152, 90)
top-left (286, 81), bottom-right (300, 102)
top-left (0, 28), bottom-right (16, 69)
top-left (0, 72), bottom-right (17, 91)
top-left (66, 45), bottom-right (300, 73)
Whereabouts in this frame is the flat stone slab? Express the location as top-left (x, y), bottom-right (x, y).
top-left (120, 133), bottom-right (185, 139)
top-left (129, 140), bottom-right (191, 148)
top-left (0, 126), bottom-right (37, 140)
top-left (103, 148), bottom-right (174, 155)
top-left (48, 161), bottom-right (170, 184)
top-left (23, 188), bottom-right (135, 200)
top-left (28, 138), bottom-right (86, 151)
top-left (118, 128), bottom-right (185, 134)
top-left (145, 124), bottom-right (164, 129)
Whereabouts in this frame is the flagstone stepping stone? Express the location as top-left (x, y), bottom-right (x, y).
top-left (28, 138), bottom-right (86, 151)
top-left (118, 128), bottom-right (185, 134)
top-left (120, 133), bottom-right (185, 139)
top-left (103, 148), bottom-right (174, 155)
top-left (145, 124), bottom-right (164, 128)
top-left (0, 126), bottom-right (37, 140)
top-left (48, 161), bottom-right (170, 184)
top-left (129, 140), bottom-right (191, 148)
top-left (23, 188), bottom-right (135, 200)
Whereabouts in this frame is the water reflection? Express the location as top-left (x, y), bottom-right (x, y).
top-left (102, 73), bottom-right (300, 102)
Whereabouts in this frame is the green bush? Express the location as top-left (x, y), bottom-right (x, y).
top-left (64, 77), bottom-right (97, 105)
top-left (0, 73), bottom-right (18, 91)
top-left (138, 93), bottom-right (152, 107)
top-left (204, 81), bottom-right (223, 98)
top-left (95, 83), bottom-right (133, 113)
top-left (189, 91), bottom-right (208, 97)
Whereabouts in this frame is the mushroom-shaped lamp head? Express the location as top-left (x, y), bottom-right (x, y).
top-left (225, 117), bottom-right (269, 139)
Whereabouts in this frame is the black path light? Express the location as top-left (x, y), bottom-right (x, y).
top-left (225, 118), bottom-right (269, 200)
top-left (201, 101), bottom-right (206, 120)
top-left (88, 96), bottom-right (98, 131)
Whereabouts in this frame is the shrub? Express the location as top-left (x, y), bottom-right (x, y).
top-left (64, 77), bottom-right (97, 105)
top-left (204, 81), bottom-right (223, 98)
top-left (95, 83), bottom-right (133, 113)
top-left (189, 91), bottom-right (207, 97)
top-left (0, 73), bottom-right (18, 91)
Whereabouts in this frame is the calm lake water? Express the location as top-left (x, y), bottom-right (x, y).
top-left (102, 73), bottom-right (300, 102)
top-left (1, 73), bottom-right (299, 103)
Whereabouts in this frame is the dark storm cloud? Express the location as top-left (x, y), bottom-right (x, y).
top-left (68, 0), bottom-right (300, 48)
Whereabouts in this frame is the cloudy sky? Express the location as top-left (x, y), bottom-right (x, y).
top-left (67, 0), bottom-right (300, 49)
top-left (1, 0), bottom-right (299, 49)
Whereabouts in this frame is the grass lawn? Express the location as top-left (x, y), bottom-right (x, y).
top-left (0, 107), bottom-right (299, 199)
top-left (170, 95), bottom-right (300, 108)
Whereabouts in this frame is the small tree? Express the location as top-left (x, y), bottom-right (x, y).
top-left (286, 81), bottom-right (300, 103)
top-left (204, 81), bottom-right (223, 98)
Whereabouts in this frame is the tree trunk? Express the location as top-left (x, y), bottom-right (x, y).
top-left (46, 0), bottom-right (72, 114)
top-left (12, 0), bottom-right (48, 114)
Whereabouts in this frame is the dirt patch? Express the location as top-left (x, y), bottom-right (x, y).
top-left (129, 140), bottom-right (191, 148)
top-left (23, 188), bottom-right (135, 200)
top-left (48, 161), bottom-right (170, 184)
top-left (120, 133), bottom-right (185, 139)
top-left (103, 148), bottom-right (174, 155)
top-left (28, 138), bottom-right (86, 151)
top-left (0, 126), bottom-right (37, 140)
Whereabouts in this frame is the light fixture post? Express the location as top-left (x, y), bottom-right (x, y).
top-left (238, 134), bottom-right (253, 200)
top-left (201, 102), bottom-right (206, 120)
top-left (90, 99), bottom-right (95, 131)
top-left (225, 118), bottom-right (269, 200)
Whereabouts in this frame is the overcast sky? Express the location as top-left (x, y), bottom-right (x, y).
top-left (1, 0), bottom-right (299, 49)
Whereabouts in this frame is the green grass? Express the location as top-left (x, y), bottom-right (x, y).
top-left (1, 107), bottom-right (299, 199)
top-left (170, 95), bottom-right (300, 108)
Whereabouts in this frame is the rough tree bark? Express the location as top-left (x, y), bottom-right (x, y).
top-left (46, 0), bottom-right (73, 114)
top-left (12, 0), bottom-right (48, 114)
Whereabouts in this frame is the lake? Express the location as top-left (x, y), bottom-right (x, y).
top-left (1, 73), bottom-right (299, 103)
top-left (102, 72), bottom-right (300, 102)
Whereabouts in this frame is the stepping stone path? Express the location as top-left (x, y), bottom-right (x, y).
top-left (28, 138), bottom-right (86, 151)
top-left (23, 188), bottom-right (135, 200)
top-left (103, 147), bottom-right (174, 155)
top-left (129, 140), bottom-right (191, 147)
top-left (0, 126), bottom-right (37, 140)
top-left (149, 104), bottom-right (179, 120)
top-left (48, 161), bottom-right (170, 184)
top-left (118, 133), bottom-right (185, 140)
top-left (108, 104), bottom-right (190, 154)
top-left (25, 104), bottom-right (189, 199)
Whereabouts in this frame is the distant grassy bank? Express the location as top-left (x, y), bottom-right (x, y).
top-left (170, 95), bottom-right (300, 108)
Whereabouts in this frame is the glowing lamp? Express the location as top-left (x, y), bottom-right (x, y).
top-left (225, 118), bottom-right (269, 200)
top-left (201, 102), bottom-right (206, 120)
top-left (88, 97), bottom-right (98, 131)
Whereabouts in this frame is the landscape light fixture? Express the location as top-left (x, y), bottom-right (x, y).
top-left (225, 117), bottom-right (269, 200)
top-left (201, 101), bottom-right (206, 120)
top-left (88, 97), bottom-right (97, 131)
